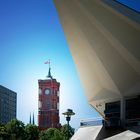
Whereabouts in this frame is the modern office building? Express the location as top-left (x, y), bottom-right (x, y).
top-left (54, 0), bottom-right (140, 130)
top-left (0, 85), bottom-right (17, 124)
top-left (38, 68), bottom-right (60, 130)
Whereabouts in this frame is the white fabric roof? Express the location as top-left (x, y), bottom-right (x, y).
top-left (71, 125), bottom-right (102, 140)
top-left (104, 130), bottom-right (140, 140)
top-left (71, 126), bottom-right (140, 140)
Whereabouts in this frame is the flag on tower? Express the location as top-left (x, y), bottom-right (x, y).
top-left (44, 60), bottom-right (50, 64)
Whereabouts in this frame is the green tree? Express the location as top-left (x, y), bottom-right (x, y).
top-left (39, 130), bottom-right (48, 140)
top-left (61, 124), bottom-right (75, 140)
top-left (24, 124), bottom-right (39, 140)
top-left (6, 119), bottom-right (25, 140)
top-left (0, 125), bottom-right (10, 140)
top-left (39, 128), bottom-right (63, 140)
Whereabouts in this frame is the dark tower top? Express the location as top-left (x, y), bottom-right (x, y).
top-left (47, 67), bottom-right (52, 79)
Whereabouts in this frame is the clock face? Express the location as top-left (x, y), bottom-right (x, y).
top-left (45, 88), bottom-right (50, 95)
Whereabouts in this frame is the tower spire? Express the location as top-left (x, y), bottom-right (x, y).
top-left (47, 67), bottom-right (52, 79)
top-left (44, 59), bottom-right (53, 79)
top-left (32, 112), bottom-right (35, 125)
top-left (29, 113), bottom-right (31, 124)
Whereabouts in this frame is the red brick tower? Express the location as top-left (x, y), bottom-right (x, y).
top-left (38, 67), bottom-right (60, 130)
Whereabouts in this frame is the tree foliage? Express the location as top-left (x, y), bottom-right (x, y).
top-left (25, 124), bottom-right (39, 140)
top-left (39, 128), bottom-right (63, 140)
top-left (0, 119), bottom-right (75, 140)
top-left (6, 119), bottom-right (25, 140)
top-left (0, 125), bottom-right (10, 140)
top-left (39, 125), bottom-right (75, 140)
top-left (61, 124), bottom-right (75, 140)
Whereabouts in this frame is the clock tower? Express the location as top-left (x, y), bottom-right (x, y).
top-left (38, 67), bottom-right (60, 130)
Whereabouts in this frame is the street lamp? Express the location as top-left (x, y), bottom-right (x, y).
top-left (62, 109), bottom-right (75, 139)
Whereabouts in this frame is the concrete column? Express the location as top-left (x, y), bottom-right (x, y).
top-left (120, 97), bottom-right (125, 128)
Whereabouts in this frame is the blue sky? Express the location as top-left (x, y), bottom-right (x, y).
top-left (0, 0), bottom-right (99, 129)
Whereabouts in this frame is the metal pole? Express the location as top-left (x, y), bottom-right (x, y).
top-left (63, 109), bottom-right (75, 139)
top-left (67, 120), bottom-right (69, 139)
top-left (66, 116), bottom-right (70, 139)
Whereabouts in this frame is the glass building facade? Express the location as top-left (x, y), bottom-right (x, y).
top-left (0, 85), bottom-right (17, 124)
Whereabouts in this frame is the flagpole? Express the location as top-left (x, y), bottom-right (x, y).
top-left (49, 59), bottom-right (50, 69)
top-left (44, 59), bottom-right (52, 79)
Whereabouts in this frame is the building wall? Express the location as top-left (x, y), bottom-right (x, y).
top-left (0, 85), bottom-right (17, 124)
top-left (54, 0), bottom-right (140, 118)
top-left (38, 78), bottom-right (60, 129)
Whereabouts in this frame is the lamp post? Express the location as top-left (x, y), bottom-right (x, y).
top-left (62, 109), bottom-right (75, 139)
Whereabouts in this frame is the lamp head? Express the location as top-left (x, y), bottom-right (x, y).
top-left (62, 109), bottom-right (75, 117)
